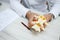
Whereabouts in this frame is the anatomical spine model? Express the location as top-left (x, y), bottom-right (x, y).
top-left (31, 15), bottom-right (48, 32)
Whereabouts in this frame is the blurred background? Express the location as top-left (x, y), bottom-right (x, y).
top-left (0, 0), bottom-right (60, 40)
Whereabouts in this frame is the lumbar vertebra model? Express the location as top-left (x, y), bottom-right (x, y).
top-left (31, 15), bottom-right (48, 32)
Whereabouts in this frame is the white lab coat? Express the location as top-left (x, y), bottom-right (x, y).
top-left (10, 0), bottom-right (60, 18)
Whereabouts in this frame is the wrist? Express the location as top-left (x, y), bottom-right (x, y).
top-left (44, 13), bottom-right (55, 22)
top-left (26, 11), bottom-right (32, 20)
top-left (49, 13), bottom-right (55, 19)
top-left (48, 13), bottom-right (55, 22)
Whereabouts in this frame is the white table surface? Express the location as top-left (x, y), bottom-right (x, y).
top-left (0, 16), bottom-right (60, 40)
top-left (0, 9), bottom-right (60, 40)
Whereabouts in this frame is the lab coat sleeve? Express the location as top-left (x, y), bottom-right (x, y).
top-left (10, 0), bottom-right (30, 17)
top-left (49, 0), bottom-right (60, 18)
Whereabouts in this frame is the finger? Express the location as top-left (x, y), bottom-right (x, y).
top-left (44, 14), bottom-right (52, 22)
top-left (40, 26), bottom-right (45, 31)
top-left (28, 21), bottom-right (35, 28)
top-left (43, 23), bottom-right (47, 28)
top-left (32, 15), bottom-right (38, 21)
top-left (33, 16), bottom-right (38, 21)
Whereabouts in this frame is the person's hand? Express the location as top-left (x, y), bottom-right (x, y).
top-left (26, 11), bottom-right (53, 30)
top-left (26, 11), bottom-right (39, 28)
top-left (44, 13), bottom-right (54, 22)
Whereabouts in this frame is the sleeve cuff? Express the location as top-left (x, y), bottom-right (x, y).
top-left (49, 4), bottom-right (60, 18)
top-left (49, 11), bottom-right (58, 18)
top-left (22, 8), bottom-right (30, 17)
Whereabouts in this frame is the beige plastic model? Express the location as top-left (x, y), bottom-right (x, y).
top-left (31, 15), bottom-right (48, 32)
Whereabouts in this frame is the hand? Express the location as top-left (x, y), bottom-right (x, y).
top-left (26, 11), bottom-right (53, 30)
top-left (26, 11), bottom-right (39, 28)
top-left (26, 11), bottom-right (46, 31)
top-left (26, 11), bottom-right (39, 20)
top-left (44, 13), bottom-right (53, 22)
